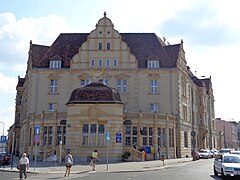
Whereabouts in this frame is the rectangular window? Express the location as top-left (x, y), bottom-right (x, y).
top-left (125, 126), bottom-right (131, 146)
top-left (43, 126), bottom-right (53, 146)
top-left (80, 79), bottom-right (90, 87)
top-left (116, 79), bottom-right (128, 93)
top-left (98, 43), bottom-right (102, 50)
top-left (49, 60), bottom-right (61, 69)
top-left (132, 126), bottom-right (138, 145)
top-left (105, 59), bottom-right (111, 67)
top-left (150, 103), bottom-right (158, 113)
top-left (48, 103), bottom-right (57, 112)
top-left (82, 124), bottom-right (105, 146)
top-left (142, 127), bottom-right (148, 146)
top-left (50, 80), bottom-right (58, 93)
top-left (57, 126), bottom-right (66, 145)
top-left (149, 127), bottom-right (153, 146)
top-left (98, 59), bottom-right (103, 67)
top-left (169, 128), bottom-right (174, 147)
top-left (150, 80), bottom-right (158, 94)
top-left (106, 43), bottom-right (110, 50)
top-left (113, 58), bottom-right (118, 67)
top-left (147, 60), bottom-right (159, 68)
top-left (90, 124), bottom-right (97, 134)
top-left (90, 59), bottom-right (96, 67)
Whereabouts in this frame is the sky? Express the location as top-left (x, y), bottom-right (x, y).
top-left (0, 0), bottom-right (240, 135)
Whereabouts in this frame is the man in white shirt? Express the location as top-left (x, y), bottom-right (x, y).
top-left (18, 153), bottom-right (29, 179)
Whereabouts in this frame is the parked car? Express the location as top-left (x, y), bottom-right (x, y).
top-left (219, 149), bottom-right (231, 154)
top-left (198, 149), bottom-right (211, 159)
top-left (230, 151), bottom-right (240, 155)
top-left (213, 153), bottom-right (240, 177)
top-left (0, 153), bottom-right (10, 165)
top-left (211, 149), bottom-right (220, 158)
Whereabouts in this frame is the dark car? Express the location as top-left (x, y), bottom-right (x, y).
top-left (192, 150), bottom-right (200, 161)
top-left (0, 153), bottom-right (10, 165)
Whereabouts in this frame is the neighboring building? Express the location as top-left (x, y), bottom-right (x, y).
top-left (215, 118), bottom-right (238, 149)
top-left (237, 122), bottom-right (240, 149)
top-left (8, 12), bottom-right (217, 162)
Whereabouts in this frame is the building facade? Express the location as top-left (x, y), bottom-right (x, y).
top-left (8, 13), bottom-right (217, 162)
top-left (215, 118), bottom-right (238, 149)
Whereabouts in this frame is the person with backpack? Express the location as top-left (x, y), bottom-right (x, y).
top-left (64, 151), bottom-right (73, 177)
top-left (91, 150), bottom-right (98, 171)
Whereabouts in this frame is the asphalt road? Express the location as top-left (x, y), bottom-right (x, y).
top-left (0, 158), bottom-right (225, 180)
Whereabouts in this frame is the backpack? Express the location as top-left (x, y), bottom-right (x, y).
top-left (66, 156), bottom-right (72, 164)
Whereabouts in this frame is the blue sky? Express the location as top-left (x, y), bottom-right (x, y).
top-left (1, 0), bottom-right (240, 135)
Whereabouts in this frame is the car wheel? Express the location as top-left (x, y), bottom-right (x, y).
top-left (214, 166), bottom-right (218, 176)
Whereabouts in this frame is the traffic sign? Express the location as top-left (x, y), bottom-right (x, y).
top-left (35, 125), bottom-right (40, 135)
top-left (34, 134), bottom-right (40, 144)
top-left (106, 132), bottom-right (110, 142)
top-left (116, 132), bottom-right (122, 143)
top-left (0, 136), bottom-right (7, 143)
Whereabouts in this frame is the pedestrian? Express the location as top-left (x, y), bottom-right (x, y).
top-left (52, 151), bottom-right (57, 166)
top-left (64, 151), bottom-right (73, 177)
top-left (91, 150), bottom-right (98, 171)
top-left (18, 152), bottom-right (29, 180)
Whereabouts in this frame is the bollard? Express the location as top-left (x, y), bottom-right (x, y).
top-left (161, 155), bottom-right (165, 166)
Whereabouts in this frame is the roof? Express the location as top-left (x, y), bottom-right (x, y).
top-left (17, 76), bottom-right (25, 87)
top-left (30, 33), bottom-right (181, 69)
top-left (66, 82), bottom-right (123, 104)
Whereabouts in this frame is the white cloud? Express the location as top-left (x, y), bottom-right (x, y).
top-left (0, 12), bottom-right (72, 77)
top-left (0, 72), bottom-right (17, 93)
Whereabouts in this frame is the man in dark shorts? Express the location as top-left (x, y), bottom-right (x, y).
top-left (64, 151), bottom-right (73, 177)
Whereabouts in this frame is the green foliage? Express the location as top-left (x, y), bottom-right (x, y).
top-left (122, 151), bottom-right (131, 159)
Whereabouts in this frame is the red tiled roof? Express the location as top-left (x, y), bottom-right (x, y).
top-left (31, 33), bottom-right (180, 69)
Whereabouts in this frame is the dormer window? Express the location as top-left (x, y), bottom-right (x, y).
top-left (147, 60), bottom-right (159, 68)
top-left (49, 60), bottom-right (61, 69)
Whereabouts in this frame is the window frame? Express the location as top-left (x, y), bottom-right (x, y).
top-left (90, 59), bottom-right (96, 67)
top-left (105, 59), bottom-right (111, 67)
top-left (116, 79), bottom-right (128, 93)
top-left (150, 79), bottom-right (158, 94)
top-left (147, 60), bottom-right (159, 68)
top-left (49, 60), bottom-right (62, 69)
top-left (50, 79), bottom-right (58, 93)
top-left (113, 58), bottom-right (118, 67)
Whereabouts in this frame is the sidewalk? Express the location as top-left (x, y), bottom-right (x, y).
top-left (0, 156), bottom-right (193, 174)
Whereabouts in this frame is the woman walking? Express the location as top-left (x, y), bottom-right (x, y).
top-left (18, 153), bottom-right (29, 180)
top-left (64, 151), bottom-right (73, 177)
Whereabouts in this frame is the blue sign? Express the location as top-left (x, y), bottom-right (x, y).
top-left (0, 136), bottom-right (7, 143)
top-left (106, 132), bottom-right (110, 142)
top-left (116, 132), bottom-right (122, 143)
top-left (35, 125), bottom-right (40, 135)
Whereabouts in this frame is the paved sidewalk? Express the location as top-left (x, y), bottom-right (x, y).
top-left (0, 156), bottom-right (194, 174)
